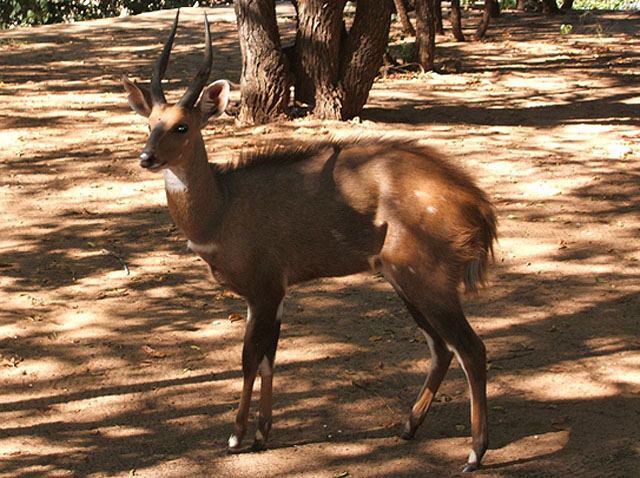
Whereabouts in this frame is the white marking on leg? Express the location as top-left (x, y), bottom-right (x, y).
top-left (258, 356), bottom-right (272, 378)
top-left (228, 434), bottom-right (239, 449)
top-left (255, 430), bottom-right (264, 442)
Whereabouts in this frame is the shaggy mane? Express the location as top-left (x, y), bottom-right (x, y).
top-left (211, 135), bottom-right (445, 174)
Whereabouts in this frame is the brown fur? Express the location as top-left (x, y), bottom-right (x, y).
top-left (125, 17), bottom-right (498, 466)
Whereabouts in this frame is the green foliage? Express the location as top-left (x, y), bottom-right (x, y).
top-left (560, 23), bottom-right (573, 34)
top-left (499, 0), bottom-right (638, 9)
top-left (0, 0), bottom-right (223, 29)
top-left (573, 0), bottom-right (639, 8)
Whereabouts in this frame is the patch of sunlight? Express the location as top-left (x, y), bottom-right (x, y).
top-left (54, 178), bottom-right (165, 206)
top-left (99, 425), bottom-right (152, 439)
top-left (326, 442), bottom-right (375, 458)
top-left (280, 340), bottom-right (361, 367)
top-left (512, 370), bottom-right (619, 400)
top-left (494, 430), bottom-right (569, 461)
top-left (6, 358), bottom-right (67, 383)
top-left (563, 123), bottom-right (614, 134)
top-left (52, 310), bottom-right (122, 344)
top-left (0, 130), bottom-right (24, 149)
top-left (619, 96), bottom-right (640, 105)
top-left (595, 353), bottom-right (640, 388)
top-left (0, 436), bottom-right (78, 456)
top-left (522, 180), bottom-right (563, 198)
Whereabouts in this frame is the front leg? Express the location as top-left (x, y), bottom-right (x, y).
top-left (227, 296), bottom-right (283, 453)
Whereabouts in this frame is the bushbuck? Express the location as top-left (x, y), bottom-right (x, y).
top-left (122, 11), bottom-right (497, 472)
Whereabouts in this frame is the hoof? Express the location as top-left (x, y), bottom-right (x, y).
top-left (398, 431), bottom-right (414, 441)
top-left (251, 440), bottom-right (266, 452)
top-left (226, 446), bottom-right (241, 455)
top-left (462, 463), bottom-right (479, 473)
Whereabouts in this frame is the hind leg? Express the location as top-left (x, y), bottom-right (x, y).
top-left (397, 298), bottom-right (453, 440)
top-left (387, 266), bottom-right (488, 471)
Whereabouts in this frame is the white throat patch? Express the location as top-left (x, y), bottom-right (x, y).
top-left (164, 168), bottom-right (188, 193)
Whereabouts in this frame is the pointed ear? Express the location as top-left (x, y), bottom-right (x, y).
top-left (123, 75), bottom-right (153, 117)
top-left (198, 80), bottom-right (230, 126)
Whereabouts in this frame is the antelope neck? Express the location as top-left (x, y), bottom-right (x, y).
top-left (163, 140), bottom-right (223, 244)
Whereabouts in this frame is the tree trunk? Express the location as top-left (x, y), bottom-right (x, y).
top-left (435, 0), bottom-right (444, 35)
top-left (414, 0), bottom-right (437, 71)
top-left (235, 0), bottom-right (392, 122)
top-left (337, 0), bottom-right (394, 119)
top-left (450, 0), bottom-right (465, 42)
top-left (292, 0), bottom-right (392, 120)
top-left (235, 0), bottom-right (290, 123)
top-left (393, 0), bottom-right (415, 35)
top-left (516, 0), bottom-right (526, 10)
top-left (490, 0), bottom-right (501, 17)
top-left (475, 0), bottom-right (495, 40)
top-left (415, 0), bottom-right (437, 71)
top-left (561, 0), bottom-right (574, 10)
top-left (541, 0), bottom-right (561, 14)
top-left (292, 0), bottom-right (346, 117)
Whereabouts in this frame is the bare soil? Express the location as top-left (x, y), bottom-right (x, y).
top-left (1, 6), bottom-right (639, 478)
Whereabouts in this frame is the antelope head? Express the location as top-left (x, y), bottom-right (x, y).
top-left (123, 10), bottom-right (230, 171)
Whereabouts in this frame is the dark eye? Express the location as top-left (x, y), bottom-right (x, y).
top-left (174, 124), bottom-right (188, 134)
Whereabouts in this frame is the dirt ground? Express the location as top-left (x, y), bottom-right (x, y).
top-left (1, 5), bottom-right (639, 478)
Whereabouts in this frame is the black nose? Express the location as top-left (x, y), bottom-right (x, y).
top-left (139, 151), bottom-right (155, 168)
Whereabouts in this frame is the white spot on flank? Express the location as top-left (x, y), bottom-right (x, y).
top-left (164, 168), bottom-right (187, 193)
top-left (408, 266), bottom-right (416, 275)
top-left (187, 240), bottom-right (218, 255)
top-left (427, 206), bottom-right (437, 214)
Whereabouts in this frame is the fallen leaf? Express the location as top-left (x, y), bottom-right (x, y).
top-left (190, 345), bottom-right (201, 351)
top-left (141, 345), bottom-right (165, 358)
top-left (369, 335), bottom-right (383, 342)
top-left (228, 313), bottom-right (244, 322)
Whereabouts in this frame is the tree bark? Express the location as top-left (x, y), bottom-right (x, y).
top-left (292, 0), bottom-right (392, 120)
top-left (490, 0), bottom-right (501, 17)
top-left (393, 0), bottom-right (415, 35)
top-left (434, 0), bottom-right (444, 35)
top-left (561, 0), bottom-right (574, 10)
top-left (337, 0), bottom-right (394, 119)
top-left (292, 0), bottom-right (346, 117)
top-left (235, 0), bottom-right (392, 122)
top-left (475, 0), bottom-right (496, 40)
top-left (414, 0), bottom-right (437, 71)
top-left (541, 0), bottom-right (561, 14)
top-left (235, 0), bottom-right (290, 123)
top-left (450, 0), bottom-right (465, 42)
